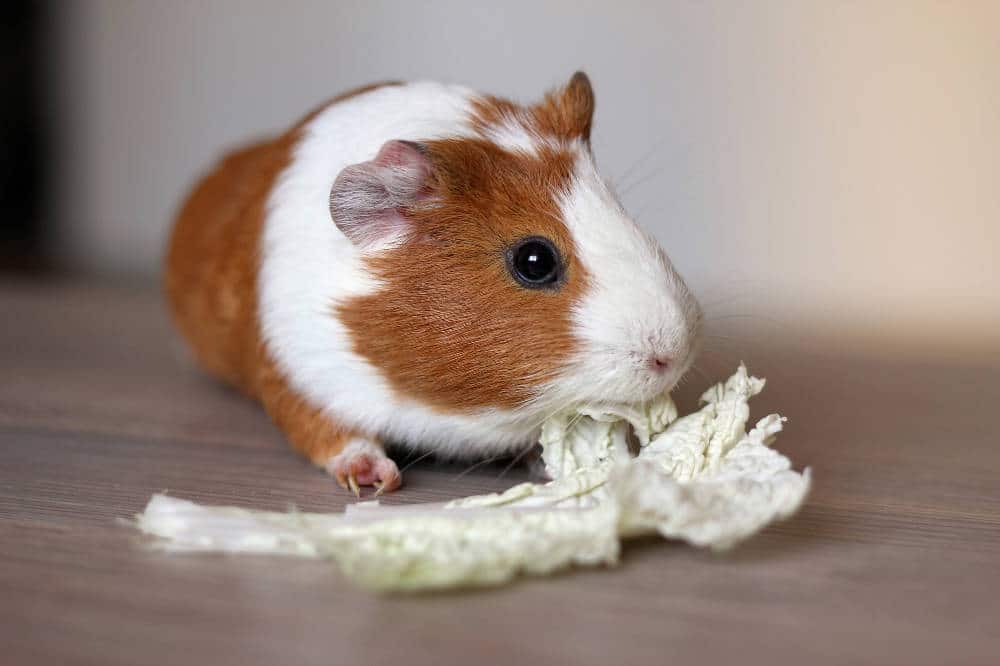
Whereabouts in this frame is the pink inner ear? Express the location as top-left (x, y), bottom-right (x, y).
top-left (353, 210), bottom-right (412, 250)
top-left (374, 140), bottom-right (428, 171)
top-left (330, 140), bottom-right (432, 251)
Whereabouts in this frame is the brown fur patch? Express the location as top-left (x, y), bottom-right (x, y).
top-left (338, 138), bottom-right (590, 411)
top-left (164, 81), bottom-right (399, 465)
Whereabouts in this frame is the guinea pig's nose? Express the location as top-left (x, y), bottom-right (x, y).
top-left (649, 355), bottom-right (672, 372)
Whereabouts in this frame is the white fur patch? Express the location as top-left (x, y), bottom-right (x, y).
top-left (541, 146), bottom-right (703, 408)
top-left (479, 115), bottom-right (542, 155)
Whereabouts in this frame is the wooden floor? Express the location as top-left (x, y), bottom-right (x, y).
top-left (1, 280), bottom-right (997, 666)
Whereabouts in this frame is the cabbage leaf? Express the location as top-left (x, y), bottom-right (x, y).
top-left (136, 365), bottom-right (810, 591)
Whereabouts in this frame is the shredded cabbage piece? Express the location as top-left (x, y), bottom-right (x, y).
top-left (135, 365), bottom-right (810, 591)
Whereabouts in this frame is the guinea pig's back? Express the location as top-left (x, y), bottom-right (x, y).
top-left (163, 81), bottom-right (414, 394)
top-left (166, 80), bottom-right (478, 398)
top-left (164, 135), bottom-right (295, 394)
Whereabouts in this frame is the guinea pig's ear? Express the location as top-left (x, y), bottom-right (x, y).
top-left (540, 71), bottom-right (595, 142)
top-left (329, 140), bottom-right (431, 250)
top-left (562, 71), bottom-right (595, 140)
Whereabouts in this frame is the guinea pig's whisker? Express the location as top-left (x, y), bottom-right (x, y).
top-left (693, 350), bottom-right (730, 375)
top-left (497, 444), bottom-right (537, 480)
top-left (631, 199), bottom-right (658, 223)
top-left (513, 394), bottom-right (576, 442)
top-left (398, 449), bottom-right (436, 474)
top-left (699, 293), bottom-right (754, 310)
top-left (688, 363), bottom-right (711, 384)
top-left (696, 346), bottom-right (725, 359)
top-left (563, 410), bottom-right (588, 433)
top-left (703, 313), bottom-right (787, 328)
top-left (698, 335), bottom-right (740, 352)
top-left (617, 164), bottom-right (669, 199)
top-left (613, 137), bottom-right (669, 192)
top-left (454, 453), bottom-right (507, 480)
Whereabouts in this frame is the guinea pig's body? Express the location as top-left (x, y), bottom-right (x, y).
top-left (166, 75), bottom-right (701, 494)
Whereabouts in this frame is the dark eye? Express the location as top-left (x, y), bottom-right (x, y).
top-left (507, 237), bottom-right (562, 288)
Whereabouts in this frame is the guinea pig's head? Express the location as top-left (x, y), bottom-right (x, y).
top-left (331, 73), bottom-right (702, 421)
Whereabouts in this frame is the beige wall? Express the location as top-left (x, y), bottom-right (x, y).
top-left (50, 1), bottom-right (999, 357)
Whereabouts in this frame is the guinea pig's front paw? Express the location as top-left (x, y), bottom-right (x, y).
top-left (326, 438), bottom-right (401, 498)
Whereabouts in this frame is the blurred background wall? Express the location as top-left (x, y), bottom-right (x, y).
top-left (23, 1), bottom-right (1000, 359)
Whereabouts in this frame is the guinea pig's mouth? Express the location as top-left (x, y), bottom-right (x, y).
top-left (537, 339), bottom-right (699, 414)
top-left (584, 357), bottom-right (691, 405)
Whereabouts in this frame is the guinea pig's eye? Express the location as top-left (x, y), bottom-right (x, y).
top-left (507, 237), bottom-right (562, 288)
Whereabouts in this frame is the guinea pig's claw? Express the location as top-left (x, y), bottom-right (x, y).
top-left (347, 474), bottom-right (361, 498)
top-left (328, 441), bottom-right (402, 497)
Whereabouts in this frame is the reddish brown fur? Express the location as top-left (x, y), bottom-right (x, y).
top-left (165, 83), bottom-right (399, 466)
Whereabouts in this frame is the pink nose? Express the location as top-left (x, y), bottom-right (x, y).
top-left (650, 355), bottom-right (671, 372)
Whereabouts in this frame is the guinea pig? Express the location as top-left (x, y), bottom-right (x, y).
top-left (165, 72), bottom-right (702, 495)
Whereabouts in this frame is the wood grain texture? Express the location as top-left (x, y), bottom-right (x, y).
top-left (1, 280), bottom-right (998, 666)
